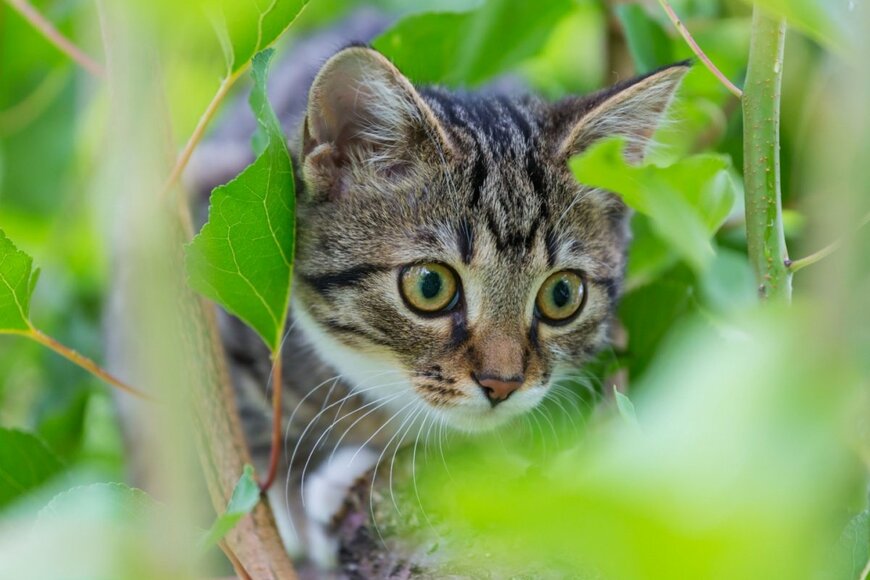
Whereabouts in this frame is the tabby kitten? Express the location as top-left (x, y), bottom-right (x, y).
top-left (222, 45), bottom-right (688, 565)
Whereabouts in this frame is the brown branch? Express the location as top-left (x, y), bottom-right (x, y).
top-left (656, 0), bottom-right (743, 98)
top-left (259, 350), bottom-right (283, 492)
top-left (4, 0), bottom-right (105, 78)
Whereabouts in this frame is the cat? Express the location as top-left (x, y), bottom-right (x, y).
top-left (209, 21), bottom-right (688, 569)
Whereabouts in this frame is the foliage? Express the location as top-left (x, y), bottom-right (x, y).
top-left (0, 0), bottom-right (867, 577)
top-left (0, 229), bottom-right (39, 332)
top-left (0, 428), bottom-right (63, 509)
top-left (200, 465), bottom-right (261, 551)
top-left (186, 49), bottom-right (296, 352)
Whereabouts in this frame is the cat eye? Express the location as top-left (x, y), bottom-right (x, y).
top-left (399, 262), bottom-right (460, 315)
top-left (535, 270), bottom-right (586, 324)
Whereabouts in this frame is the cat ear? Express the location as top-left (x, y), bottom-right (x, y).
top-left (555, 62), bottom-right (690, 163)
top-left (302, 46), bottom-right (454, 201)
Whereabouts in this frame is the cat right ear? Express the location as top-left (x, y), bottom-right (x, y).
top-left (301, 46), bottom-right (454, 202)
top-left (554, 62), bottom-right (690, 164)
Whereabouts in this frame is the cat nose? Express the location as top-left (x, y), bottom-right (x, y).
top-left (474, 374), bottom-right (523, 407)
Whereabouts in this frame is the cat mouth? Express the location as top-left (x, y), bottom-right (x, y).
top-left (435, 385), bottom-right (548, 433)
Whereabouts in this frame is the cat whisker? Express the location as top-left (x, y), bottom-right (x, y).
top-left (362, 400), bottom-right (419, 553)
top-left (290, 380), bottom-right (405, 502)
top-left (410, 409), bottom-right (437, 532)
top-left (437, 415), bottom-right (454, 481)
top-left (325, 380), bottom-right (413, 465)
top-left (386, 405), bottom-right (424, 515)
top-left (298, 386), bottom-right (408, 505)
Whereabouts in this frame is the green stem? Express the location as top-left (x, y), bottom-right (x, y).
top-left (742, 10), bottom-right (790, 301)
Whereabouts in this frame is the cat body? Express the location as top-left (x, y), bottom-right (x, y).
top-left (202, 15), bottom-right (688, 568)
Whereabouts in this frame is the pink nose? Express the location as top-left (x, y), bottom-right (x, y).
top-left (475, 374), bottom-right (523, 407)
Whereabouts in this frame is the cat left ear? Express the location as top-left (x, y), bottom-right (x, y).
top-left (302, 46), bottom-right (454, 201)
top-left (555, 62), bottom-right (690, 163)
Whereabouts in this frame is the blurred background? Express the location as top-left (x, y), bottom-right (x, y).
top-left (0, 0), bottom-right (867, 577)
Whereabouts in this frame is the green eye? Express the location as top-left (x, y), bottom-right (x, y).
top-left (536, 271), bottom-right (586, 324)
top-left (400, 263), bottom-right (459, 314)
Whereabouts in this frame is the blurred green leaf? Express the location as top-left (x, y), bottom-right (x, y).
top-left (426, 310), bottom-right (858, 578)
top-left (619, 267), bottom-right (696, 379)
top-left (616, 4), bottom-right (673, 74)
top-left (200, 464), bottom-right (260, 550)
top-left (625, 214), bottom-right (678, 289)
top-left (36, 389), bottom-right (90, 461)
top-left (37, 483), bottom-right (160, 527)
top-left (833, 509), bottom-right (870, 580)
top-left (373, 0), bottom-right (572, 85)
top-left (0, 428), bottom-right (63, 509)
top-left (0, 229), bottom-right (39, 332)
top-left (614, 388), bottom-right (639, 428)
top-left (571, 138), bottom-right (736, 272)
top-left (698, 247), bottom-right (756, 313)
top-left (186, 49), bottom-right (295, 352)
top-left (210, 0), bottom-right (309, 74)
top-left (739, 0), bottom-right (852, 52)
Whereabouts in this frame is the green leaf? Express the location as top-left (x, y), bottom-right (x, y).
top-left (0, 428), bottom-right (64, 509)
top-left (738, 0), bottom-right (852, 53)
top-left (0, 229), bottom-right (39, 332)
top-left (570, 138), bottom-right (736, 273)
top-left (373, 0), bottom-right (573, 86)
top-left (200, 464), bottom-right (260, 550)
top-left (37, 482), bottom-right (156, 524)
top-left (618, 266), bottom-right (696, 379)
top-left (833, 509), bottom-right (870, 579)
top-left (186, 49), bottom-right (295, 352)
top-left (613, 388), bottom-right (639, 428)
top-left (615, 4), bottom-right (673, 74)
top-left (210, 0), bottom-right (309, 74)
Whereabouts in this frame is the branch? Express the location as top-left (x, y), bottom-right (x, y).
top-left (742, 10), bottom-right (791, 301)
top-left (23, 327), bottom-right (153, 401)
top-left (4, 0), bottom-right (105, 78)
top-left (786, 211), bottom-right (870, 273)
top-left (656, 0), bottom-right (743, 99)
top-left (259, 350), bottom-right (283, 491)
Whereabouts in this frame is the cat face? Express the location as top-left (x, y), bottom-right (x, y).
top-left (292, 47), bottom-right (687, 432)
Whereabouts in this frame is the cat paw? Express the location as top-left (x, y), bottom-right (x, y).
top-left (304, 446), bottom-right (378, 568)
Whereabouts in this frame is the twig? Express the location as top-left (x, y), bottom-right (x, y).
top-left (159, 67), bottom-right (247, 200)
top-left (742, 10), bottom-right (790, 301)
top-left (259, 350), bottom-right (283, 492)
top-left (22, 327), bottom-right (154, 400)
top-left (219, 540), bottom-right (254, 580)
top-left (656, 0), bottom-right (743, 99)
top-left (786, 211), bottom-right (870, 273)
top-left (4, 0), bottom-right (105, 78)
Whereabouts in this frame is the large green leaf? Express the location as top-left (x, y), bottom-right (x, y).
top-left (200, 464), bottom-right (260, 550)
top-left (210, 0), bottom-right (309, 74)
top-left (0, 428), bottom-right (63, 509)
top-left (37, 482), bottom-right (156, 524)
top-left (739, 0), bottom-right (852, 53)
top-left (186, 49), bottom-right (295, 352)
top-left (373, 0), bottom-right (573, 86)
top-left (0, 228), bottom-right (39, 332)
top-left (570, 138), bottom-right (736, 273)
